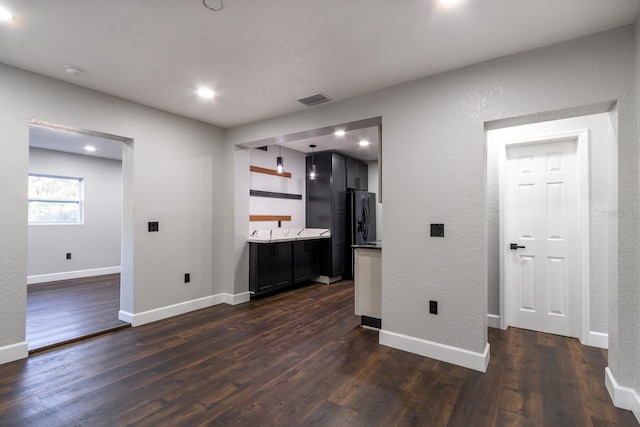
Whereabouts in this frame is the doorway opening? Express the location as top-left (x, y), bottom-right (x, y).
top-left (27, 120), bottom-right (133, 352)
top-left (486, 111), bottom-right (616, 349)
top-left (235, 116), bottom-right (382, 295)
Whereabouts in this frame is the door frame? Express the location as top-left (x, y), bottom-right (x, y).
top-left (497, 128), bottom-right (590, 343)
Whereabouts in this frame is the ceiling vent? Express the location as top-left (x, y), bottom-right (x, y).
top-left (297, 92), bottom-right (332, 107)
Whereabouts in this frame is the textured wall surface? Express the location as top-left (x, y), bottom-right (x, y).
top-left (367, 161), bottom-right (382, 240)
top-left (249, 146), bottom-right (306, 229)
top-left (0, 64), bottom-right (225, 351)
top-left (226, 27), bottom-right (635, 361)
top-left (0, 107), bottom-right (28, 347)
top-left (631, 16), bottom-right (640, 396)
top-left (28, 148), bottom-right (122, 277)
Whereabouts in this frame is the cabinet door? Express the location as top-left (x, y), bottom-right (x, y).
top-left (330, 211), bottom-right (345, 277)
top-left (346, 157), bottom-right (358, 189)
top-left (332, 154), bottom-right (346, 211)
top-left (293, 240), bottom-right (320, 284)
top-left (250, 243), bottom-right (276, 294)
top-left (272, 242), bottom-right (292, 288)
top-left (306, 240), bottom-right (320, 278)
top-left (292, 241), bottom-right (308, 284)
top-left (346, 158), bottom-right (368, 190)
top-left (356, 161), bottom-right (368, 190)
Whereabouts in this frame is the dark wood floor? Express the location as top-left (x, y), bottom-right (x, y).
top-left (3, 280), bottom-right (635, 426)
top-left (27, 274), bottom-right (129, 351)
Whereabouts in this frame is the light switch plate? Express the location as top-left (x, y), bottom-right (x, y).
top-left (430, 224), bottom-right (444, 237)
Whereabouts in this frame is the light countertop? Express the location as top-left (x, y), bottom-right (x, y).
top-left (247, 228), bottom-right (331, 243)
top-left (353, 241), bottom-right (382, 249)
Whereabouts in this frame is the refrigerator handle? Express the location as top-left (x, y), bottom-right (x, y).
top-left (362, 200), bottom-right (369, 241)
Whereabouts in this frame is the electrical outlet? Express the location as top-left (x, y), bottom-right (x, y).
top-left (429, 300), bottom-right (438, 315)
top-left (148, 221), bottom-right (159, 232)
top-left (184, 273), bottom-right (190, 283)
top-left (66, 253), bottom-right (72, 260)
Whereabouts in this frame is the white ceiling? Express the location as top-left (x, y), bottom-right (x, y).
top-left (2, 0), bottom-right (639, 132)
top-left (29, 124), bottom-right (125, 160)
top-left (282, 126), bottom-right (380, 162)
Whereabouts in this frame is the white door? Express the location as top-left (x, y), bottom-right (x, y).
top-left (504, 138), bottom-right (580, 337)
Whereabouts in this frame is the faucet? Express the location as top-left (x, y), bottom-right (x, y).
top-left (297, 228), bottom-right (305, 236)
top-left (250, 230), bottom-right (257, 237)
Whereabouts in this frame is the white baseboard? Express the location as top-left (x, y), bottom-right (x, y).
top-left (0, 341), bottom-right (28, 365)
top-left (586, 331), bottom-right (608, 349)
top-left (119, 291), bottom-right (251, 327)
top-left (487, 314), bottom-right (501, 329)
top-left (28, 266), bottom-right (121, 285)
top-left (222, 292), bottom-right (251, 305)
top-left (491, 315), bottom-right (609, 348)
top-left (315, 275), bottom-right (342, 284)
top-left (605, 367), bottom-right (640, 423)
top-left (379, 329), bottom-right (490, 373)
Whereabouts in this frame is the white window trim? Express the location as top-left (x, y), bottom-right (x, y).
top-left (28, 173), bottom-right (84, 225)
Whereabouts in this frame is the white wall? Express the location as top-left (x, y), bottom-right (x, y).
top-left (225, 27), bottom-right (635, 374)
top-left (0, 63), bottom-right (226, 363)
top-left (486, 113), bottom-right (617, 340)
top-left (28, 148), bottom-right (122, 281)
top-left (635, 13), bottom-right (640, 412)
top-left (367, 160), bottom-right (382, 241)
top-left (249, 146), bottom-right (306, 230)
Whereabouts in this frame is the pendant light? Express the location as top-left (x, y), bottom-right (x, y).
top-left (276, 144), bottom-right (284, 174)
top-left (309, 144), bottom-right (317, 180)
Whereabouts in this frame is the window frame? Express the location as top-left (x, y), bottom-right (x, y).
top-left (28, 173), bottom-right (84, 225)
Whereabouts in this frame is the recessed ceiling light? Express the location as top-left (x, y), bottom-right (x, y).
top-left (334, 130), bottom-right (346, 137)
top-left (65, 65), bottom-right (84, 76)
top-left (197, 87), bottom-right (215, 99)
top-left (84, 145), bottom-right (96, 152)
top-left (0, 6), bottom-right (14, 21)
top-left (438, 0), bottom-right (461, 4)
top-left (359, 140), bottom-right (370, 147)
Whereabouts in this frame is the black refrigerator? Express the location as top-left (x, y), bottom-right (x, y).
top-left (344, 189), bottom-right (376, 279)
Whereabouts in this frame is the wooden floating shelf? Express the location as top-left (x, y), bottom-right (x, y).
top-left (250, 215), bottom-right (292, 222)
top-left (250, 165), bottom-right (291, 179)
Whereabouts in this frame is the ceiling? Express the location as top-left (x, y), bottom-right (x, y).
top-left (28, 121), bottom-right (380, 162)
top-left (281, 126), bottom-right (380, 162)
top-left (2, 0), bottom-right (639, 132)
top-left (29, 124), bottom-right (125, 160)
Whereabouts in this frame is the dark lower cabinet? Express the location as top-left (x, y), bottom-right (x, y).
top-left (292, 240), bottom-right (319, 284)
top-left (250, 240), bottom-right (320, 295)
top-left (249, 242), bottom-right (292, 295)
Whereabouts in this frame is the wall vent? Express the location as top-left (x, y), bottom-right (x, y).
top-left (297, 92), bottom-right (332, 107)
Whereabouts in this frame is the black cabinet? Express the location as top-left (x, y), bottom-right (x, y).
top-left (346, 157), bottom-right (368, 190)
top-left (292, 240), bottom-right (319, 284)
top-left (306, 152), bottom-right (346, 278)
top-left (249, 242), bottom-right (292, 294)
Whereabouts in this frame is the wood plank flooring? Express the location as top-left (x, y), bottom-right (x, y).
top-left (2, 280), bottom-right (636, 426)
top-left (27, 274), bottom-right (129, 351)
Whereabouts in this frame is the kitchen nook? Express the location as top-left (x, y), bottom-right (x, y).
top-left (245, 125), bottom-right (382, 328)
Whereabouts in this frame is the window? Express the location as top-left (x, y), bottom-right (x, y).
top-left (28, 174), bottom-right (83, 224)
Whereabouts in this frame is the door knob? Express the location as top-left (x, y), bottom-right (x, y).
top-left (510, 243), bottom-right (525, 250)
